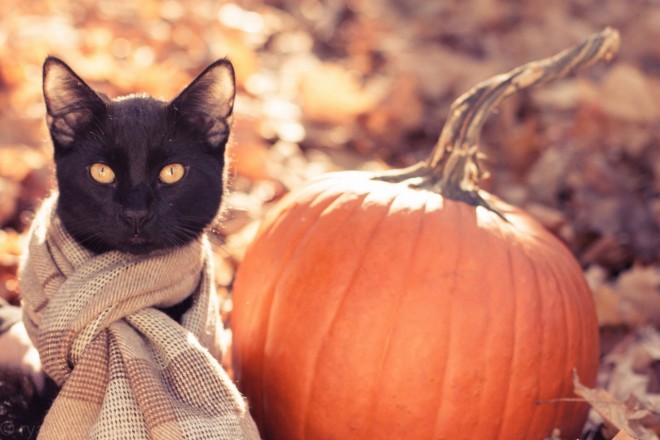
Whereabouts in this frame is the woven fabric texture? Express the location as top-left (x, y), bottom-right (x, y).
top-left (19, 194), bottom-right (260, 439)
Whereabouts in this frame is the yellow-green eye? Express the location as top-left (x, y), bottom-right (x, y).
top-left (89, 163), bottom-right (116, 184)
top-left (159, 163), bottom-right (185, 184)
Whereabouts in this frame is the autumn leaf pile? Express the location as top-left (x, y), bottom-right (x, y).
top-left (0, 0), bottom-right (658, 438)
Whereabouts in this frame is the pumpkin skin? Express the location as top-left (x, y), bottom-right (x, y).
top-left (231, 170), bottom-right (599, 440)
top-left (232, 28), bottom-right (618, 440)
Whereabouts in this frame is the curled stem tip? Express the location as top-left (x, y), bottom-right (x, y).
top-left (372, 28), bottom-right (620, 210)
top-left (428, 27), bottom-right (620, 188)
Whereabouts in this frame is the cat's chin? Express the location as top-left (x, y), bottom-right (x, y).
top-left (121, 241), bottom-right (162, 255)
top-left (69, 231), bottom-right (160, 255)
top-left (80, 237), bottom-right (163, 256)
top-left (120, 236), bottom-right (155, 254)
top-left (129, 235), bottom-right (150, 246)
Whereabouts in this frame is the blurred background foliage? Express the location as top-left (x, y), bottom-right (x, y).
top-left (0, 0), bottom-right (658, 437)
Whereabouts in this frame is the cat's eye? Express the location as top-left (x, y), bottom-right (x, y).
top-left (89, 163), bottom-right (116, 184)
top-left (159, 163), bottom-right (186, 184)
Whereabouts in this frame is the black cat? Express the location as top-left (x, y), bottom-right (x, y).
top-left (0, 56), bottom-right (236, 435)
top-left (45, 56), bottom-right (236, 254)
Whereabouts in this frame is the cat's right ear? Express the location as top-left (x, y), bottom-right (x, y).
top-left (43, 56), bottom-right (106, 148)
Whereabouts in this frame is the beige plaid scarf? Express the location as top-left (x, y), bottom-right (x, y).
top-left (19, 194), bottom-right (260, 439)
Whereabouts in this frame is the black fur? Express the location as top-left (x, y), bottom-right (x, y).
top-left (43, 56), bottom-right (236, 254)
top-left (0, 369), bottom-right (58, 439)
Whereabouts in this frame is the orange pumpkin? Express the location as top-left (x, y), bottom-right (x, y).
top-left (231, 29), bottom-right (618, 440)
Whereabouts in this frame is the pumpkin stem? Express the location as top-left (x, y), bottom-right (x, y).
top-left (375, 27), bottom-right (620, 210)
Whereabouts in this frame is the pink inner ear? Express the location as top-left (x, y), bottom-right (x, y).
top-left (48, 116), bottom-right (75, 145)
top-left (169, 60), bottom-right (236, 148)
top-left (43, 59), bottom-right (105, 146)
top-left (204, 64), bottom-right (235, 118)
top-left (44, 63), bottom-right (81, 113)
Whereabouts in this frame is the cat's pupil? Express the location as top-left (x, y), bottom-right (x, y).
top-left (90, 163), bottom-right (116, 184)
top-left (159, 163), bottom-right (185, 184)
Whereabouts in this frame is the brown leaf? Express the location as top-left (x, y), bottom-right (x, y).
top-left (0, 177), bottom-right (20, 227)
top-left (613, 430), bottom-right (637, 440)
top-left (579, 328), bottom-right (660, 439)
top-left (588, 265), bottom-right (660, 327)
top-left (615, 267), bottom-right (660, 326)
top-left (363, 73), bottom-right (423, 135)
top-left (604, 328), bottom-right (660, 407)
top-left (534, 63), bottom-right (660, 124)
top-left (573, 372), bottom-right (639, 438)
top-left (599, 64), bottom-right (659, 124)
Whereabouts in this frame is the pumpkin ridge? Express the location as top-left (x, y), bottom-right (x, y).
top-left (495, 242), bottom-right (522, 439)
top-left (459, 225), bottom-right (527, 438)
top-left (577, 267), bottom-right (600, 428)
top-left (516, 249), bottom-right (544, 440)
top-left (268, 189), bottom-right (371, 438)
top-left (362, 189), bottom-right (429, 438)
top-left (493, 233), bottom-right (552, 439)
top-left (547, 241), bottom-right (595, 434)
top-left (534, 233), bottom-right (597, 437)
top-left (555, 244), bottom-right (584, 434)
top-left (301, 189), bottom-right (398, 439)
top-left (564, 240), bottom-right (600, 381)
top-left (540, 248), bottom-right (571, 433)
top-left (237, 187), bottom-right (344, 427)
top-left (468, 213), bottom-right (514, 438)
top-left (528, 246), bottom-right (558, 434)
top-left (549, 250), bottom-right (578, 433)
top-left (430, 201), bottom-right (469, 438)
top-left (509, 238), bottom-right (548, 440)
top-left (557, 255), bottom-right (588, 433)
top-left (259, 198), bottom-right (333, 431)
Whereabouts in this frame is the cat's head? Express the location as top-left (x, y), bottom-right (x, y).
top-left (42, 56), bottom-right (236, 254)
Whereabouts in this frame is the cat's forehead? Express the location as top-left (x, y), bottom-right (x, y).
top-left (108, 94), bottom-right (167, 118)
top-left (100, 96), bottom-right (174, 180)
top-left (105, 97), bottom-right (170, 147)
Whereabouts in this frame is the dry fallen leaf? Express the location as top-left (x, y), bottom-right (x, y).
top-left (613, 430), bottom-right (637, 440)
top-left (0, 178), bottom-right (19, 227)
top-left (588, 265), bottom-right (660, 327)
top-left (533, 63), bottom-right (660, 124)
top-left (615, 268), bottom-right (660, 326)
top-left (574, 372), bottom-right (638, 437)
top-left (603, 327), bottom-right (660, 412)
top-left (599, 64), bottom-right (659, 124)
top-left (298, 62), bottom-right (382, 124)
top-left (574, 372), bottom-right (659, 440)
top-left (361, 73), bottom-right (424, 149)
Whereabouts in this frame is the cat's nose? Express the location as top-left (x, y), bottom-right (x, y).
top-left (121, 209), bottom-right (150, 233)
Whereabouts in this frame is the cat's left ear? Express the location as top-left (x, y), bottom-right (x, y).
top-left (170, 59), bottom-right (236, 150)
